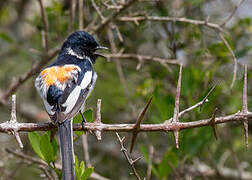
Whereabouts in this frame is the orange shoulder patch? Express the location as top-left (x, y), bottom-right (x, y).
top-left (41, 66), bottom-right (78, 86)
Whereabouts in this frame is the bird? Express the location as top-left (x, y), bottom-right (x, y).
top-left (35, 31), bottom-right (107, 180)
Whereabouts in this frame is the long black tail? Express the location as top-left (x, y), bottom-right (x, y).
top-left (58, 119), bottom-right (75, 180)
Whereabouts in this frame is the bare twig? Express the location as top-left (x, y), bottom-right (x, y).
top-left (146, 145), bottom-right (154, 180)
top-left (91, 0), bottom-right (105, 21)
top-left (117, 16), bottom-right (224, 32)
top-left (0, 46), bottom-right (60, 105)
top-left (38, 0), bottom-right (49, 52)
top-left (78, 0), bottom-right (84, 29)
top-left (39, 165), bottom-right (54, 180)
top-left (69, 0), bottom-right (77, 33)
top-left (218, 32), bottom-right (238, 88)
top-left (107, 27), bottom-right (136, 117)
top-left (92, 0), bottom-right (138, 34)
top-left (103, 53), bottom-right (180, 65)
top-left (221, 0), bottom-right (246, 27)
top-left (116, 133), bottom-right (142, 180)
top-left (82, 134), bottom-right (91, 167)
top-left (6, 148), bottom-right (109, 180)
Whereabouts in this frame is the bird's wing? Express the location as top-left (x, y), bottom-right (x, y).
top-left (35, 64), bottom-right (93, 119)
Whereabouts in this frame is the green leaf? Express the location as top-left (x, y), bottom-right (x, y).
top-left (73, 109), bottom-right (93, 138)
top-left (158, 150), bottom-right (178, 178)
top-left (39, 132), bottom-right (56, 163)
top-left (82, 167), bottom-right (94, 180)
top-left (83, 108), bottom-right (93, 122)
top-left (28, 132), bottom-right (44, 159)
top-left (50, 132), bottom-right (58, 158)
top-left (0, 32), bottom-right (13, 43)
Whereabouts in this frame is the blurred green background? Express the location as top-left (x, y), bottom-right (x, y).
top-left (0, 0), bottom-right (251, 179)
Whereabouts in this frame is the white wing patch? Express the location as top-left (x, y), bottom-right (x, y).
top-left (62, 71), bottom-right (93, 114)
top-left (62, 86), bottom-right (82, 114)
top-left (80, 71), bottom-right (93, 89)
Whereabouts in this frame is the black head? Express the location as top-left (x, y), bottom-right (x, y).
top-left (60, 31), bottom-right (107, 63)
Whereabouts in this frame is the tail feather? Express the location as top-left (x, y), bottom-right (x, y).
top-left (58, 119), bottom-right (75, 180)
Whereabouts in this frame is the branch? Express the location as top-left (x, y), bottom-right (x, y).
top-left (0, 46), bottom-right (60, 105)
top-left (116, 133), bottom-right (142, 180)
top-left (117, 16), bottom-right (224, 32)
top-left (221, 0), bottom-right (246, 27)
top-left (78, 0), bottom-right (84, 30)
top-left (91, 0), bottom-right (138, 34)
top-left (0, 112), bottom-right (251, 133)
top-left (69, 0), bottom-right (76, 33)
top-left (103, 53), bottom-right (180, 66)
top-left (218, 32), bottom-right (237, 87)
top-left (38, 0), bottom-right (49, 52)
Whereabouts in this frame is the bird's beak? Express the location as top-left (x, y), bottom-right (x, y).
top-left (94, 46), bottom-right (109, 58)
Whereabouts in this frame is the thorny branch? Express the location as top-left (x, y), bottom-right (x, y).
top-left (0, 66), bottom-right (251, 150)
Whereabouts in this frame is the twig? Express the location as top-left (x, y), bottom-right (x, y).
top-left (92, 0), bottom-right (138, 34)
top-left (221, 0), bottom-right (246, 27)
top-left (103, 53), bottom-right (180, 65)
top-left (38, 165), bottom-right (54, 180)
top-left (37, 0), bottom-right (49, 52)
top-left (107, 27), bottom-right (136, 117)
top-left (6, 148), bottom-right (109, 180)
top-left (218, 32), bottom-right (237, 88)
top-left (91, 0), bottom-right (105, 21)
top-left (116, 133), bottom-right (142, 180)
top-left (146, 145), bottom-right (154, 180)
top-left (82, 134), bottom-right (91, 167)
top-left (0, 46), bottom-right (60, 105)
top-left (78, 0), bottom-right (84, 29)
top-left (117, 16), bottom-right (224, 32)
top-left (69, 0), bottom-right (76, 33)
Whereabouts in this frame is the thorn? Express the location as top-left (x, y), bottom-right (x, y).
top-left (210, 108), bottom-right (218, 140)
top-left (172, 64), bottom-right (182, 123)
top-left (200, 84), bottom-right (216, 111)
top-left (174, 130), bottom-right (179, 149)
top-left (94, 99), bottom-right (102, 140)
top-left (243, 120), bottom-right (248, 149)
top-left (242, 65), bottom-right (248, 114)
top-left (132, 156), bottom-right (142, 164)
top-left (130, 96), bottom-right (153, 153)
top-left (242, 64), bottom-right (248, 149)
